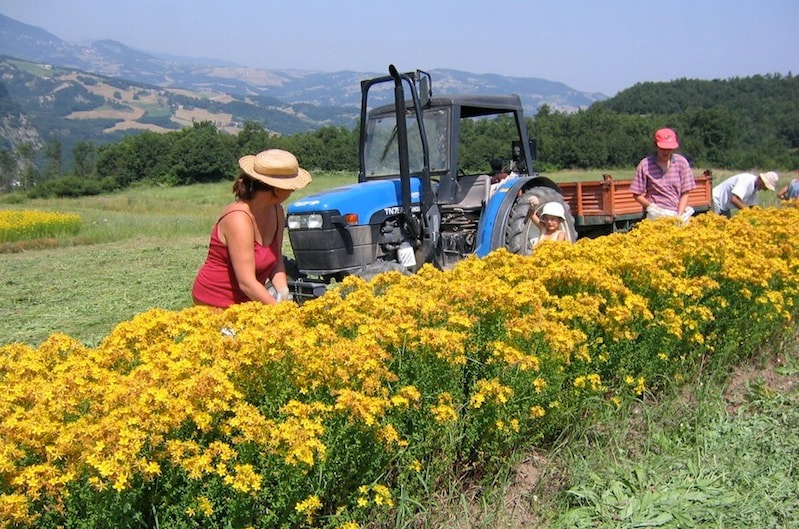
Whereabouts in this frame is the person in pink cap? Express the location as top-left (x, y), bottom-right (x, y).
top-left (630, 128), bottom-right (696, 221)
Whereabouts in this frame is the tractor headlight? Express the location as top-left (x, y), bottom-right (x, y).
top-left (287, 214), bottom-right (324, 229)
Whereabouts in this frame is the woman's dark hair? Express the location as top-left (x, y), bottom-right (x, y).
top-left (233, 170), bottom-right (275, 200)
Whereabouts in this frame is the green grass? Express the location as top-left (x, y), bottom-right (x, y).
top-left (535, 341), bottom-right (799, 529)
top-left (7, 58), bottom-right (52, 77)
top-left (0, 171), bottom-right (354, 346)
top-left (0, 236), bottom-right (207, 346)
top-left (544, 168), bottom-right (635, 182)
top-left (413, 335), bottom-right (799, 529)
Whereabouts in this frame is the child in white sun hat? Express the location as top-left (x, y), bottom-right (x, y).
top-left (527, 196), bottom-right (568, 246)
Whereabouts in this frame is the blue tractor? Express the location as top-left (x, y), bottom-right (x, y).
top-left (285, 65), bottom-right (575, 300)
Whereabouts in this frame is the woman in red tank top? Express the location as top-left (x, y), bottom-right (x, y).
top-left (192, 149), bottom-right (312, 309)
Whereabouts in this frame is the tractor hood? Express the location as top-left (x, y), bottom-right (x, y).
top-left (287, 178), bottom-right (423, 221)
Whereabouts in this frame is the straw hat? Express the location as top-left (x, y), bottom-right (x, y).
top-left (238, 149), bottom-right (312, 190)
top-left (758, 171), bottom-right (778, 191)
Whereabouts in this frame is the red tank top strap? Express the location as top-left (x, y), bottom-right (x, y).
top-left (217, 208), bottom-right (256, 227)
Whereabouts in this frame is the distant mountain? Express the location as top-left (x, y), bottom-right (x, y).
top-left (0, 56), bottom-right (359, 156)
top-left (0, 13), bottom-right (605, 114)
top-left (0, 12), bottom-right (608, 161)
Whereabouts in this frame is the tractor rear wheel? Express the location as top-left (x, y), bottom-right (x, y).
top-left (505, 186), bottom-right (576, 256)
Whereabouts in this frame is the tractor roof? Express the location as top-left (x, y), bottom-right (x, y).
top-left (370, 94), bottom-right (524, 118)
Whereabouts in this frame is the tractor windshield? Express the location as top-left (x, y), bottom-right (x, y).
top-left (363, 108), bottom-right (449, 178)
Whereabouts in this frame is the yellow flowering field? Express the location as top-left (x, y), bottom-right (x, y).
top-left (0, 210), bottom-right (81, 243)
top-left (1, 207), bottom-right (798, 528)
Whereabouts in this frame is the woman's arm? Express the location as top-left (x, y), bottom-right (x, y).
top-left (269, 205), bottom-right (290, 294)
top-left (220, 211), bottom-right (277, 305)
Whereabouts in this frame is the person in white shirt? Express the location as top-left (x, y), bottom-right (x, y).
top-left (712, 171), bottom-right (779, 217)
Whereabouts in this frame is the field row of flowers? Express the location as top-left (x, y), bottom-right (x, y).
top-left (0, 210), bottom-right (81, 243)
top-left (1, 206), bottom-right (798, 528)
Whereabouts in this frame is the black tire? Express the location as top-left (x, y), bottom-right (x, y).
top-left (505, 186), bottom-right (576, 256)
top-left (352, 261), bottom-right (412, 281)
top-left (283, 256), bottom-right (304, 281)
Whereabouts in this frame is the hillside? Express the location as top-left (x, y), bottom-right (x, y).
top-left (596, 74), bottom-right (799, 160)
top-left (0, 13), bottom-right (604, 114)
top-left (0, 11), bottom-right (612, 169)
top-left (0, 56), bottom-right (359, 154)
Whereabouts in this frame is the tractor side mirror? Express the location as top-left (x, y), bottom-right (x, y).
top-left (511, 139), bottom-right (537, 162)
top-left (419, 75), bottom-right (431, 108)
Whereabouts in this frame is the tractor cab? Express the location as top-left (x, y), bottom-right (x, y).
top-left (286, 66), bottom-right (566, 301)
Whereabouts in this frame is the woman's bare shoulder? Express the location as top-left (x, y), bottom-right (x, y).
top-left (220, 203), bottom-right (253, 223)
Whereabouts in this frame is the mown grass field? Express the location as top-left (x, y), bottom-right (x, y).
top-left (0, 172), bottom-right (352, 346)
top-left (1, 170), bottom-right (797, 528)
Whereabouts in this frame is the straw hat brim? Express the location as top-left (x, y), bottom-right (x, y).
top-left (239, 154), bottom-right (312, 190)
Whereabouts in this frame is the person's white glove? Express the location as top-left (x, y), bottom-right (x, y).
top-left (678, 206), bottom-right (695, 225)
top-left (276, 287), bottom-right (292, 302)
top-left (645, 203), bottom-right (671, 219)
top-left (528, 195), bottom-right (540, 207)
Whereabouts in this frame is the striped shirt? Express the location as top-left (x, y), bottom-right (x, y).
top-left (630, 153), bottom-right (696, 212)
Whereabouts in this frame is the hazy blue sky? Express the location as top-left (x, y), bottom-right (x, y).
top-left (1, 0), bottom-right (797, 95)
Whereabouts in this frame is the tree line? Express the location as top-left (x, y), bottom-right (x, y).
top-left (2, 73), bottom-right (796, 197)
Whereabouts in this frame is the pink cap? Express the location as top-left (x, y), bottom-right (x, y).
top-left (654, 128), bottom-right (679, 149)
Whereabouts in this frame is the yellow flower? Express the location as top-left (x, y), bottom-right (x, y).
top-left (469, 378), bottom-right (514, 408)
top-left (372, 484), bottom-right (394, 508)
top-left (530, 405), bottom-right (546, 418)
top-left (224, 464), bottom-right (262, 495)
top-left (295, 494), bottom-right (323, 523)
top-left (0, 493), bottom-right (32, 525)
top-left (430, 393), bottom-right (459, 424)
top-left (334, 389), bottom-right (389, 426)
top-left (573, 374), bottom-right (604, 391)
top-left (197, 495), bottom-right (214, 516)
top-left (377, 424), bottom-right (407, 447)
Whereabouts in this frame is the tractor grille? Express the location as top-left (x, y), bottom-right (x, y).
top-left (289, 225), bottom-right (378, 275)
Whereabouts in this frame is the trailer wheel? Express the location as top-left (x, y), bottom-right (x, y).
top-left (505, 186), bottom-right (576, 256)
